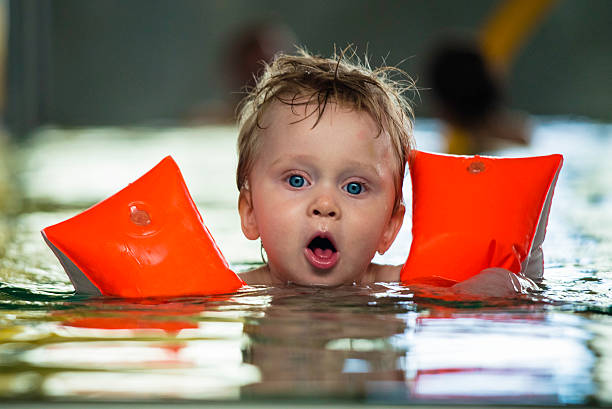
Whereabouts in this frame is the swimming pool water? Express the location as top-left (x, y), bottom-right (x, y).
top-left (0, 119), bottom-right (611, 406)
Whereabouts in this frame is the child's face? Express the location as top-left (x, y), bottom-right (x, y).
top-left (239, 102), bottom-right (404, 286)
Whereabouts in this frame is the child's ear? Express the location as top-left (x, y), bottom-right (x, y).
top-left (377, 203), bottom-right (405, 255)
top-left (238, 189), bottom-right (260, 240)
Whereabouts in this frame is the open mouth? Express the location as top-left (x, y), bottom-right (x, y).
top-left (304, 235), bottom-right (339, 270)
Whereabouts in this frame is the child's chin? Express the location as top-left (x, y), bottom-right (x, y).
top-left (289, 272), bottom-right (350, 288)
top-left (272, 262), bottom-right (352, 287)
top-left (290, 281), bottom-right (344, 289)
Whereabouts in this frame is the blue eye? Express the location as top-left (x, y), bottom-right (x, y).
top-left (345, 182), bottom-right (363, 195)
top-left (288, 175), bottom-right (305, 188)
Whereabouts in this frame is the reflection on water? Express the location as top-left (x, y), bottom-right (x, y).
top-left (0, 285), bottom-right (600, 404)
top-left (0, 119), bottom-right (611, 405)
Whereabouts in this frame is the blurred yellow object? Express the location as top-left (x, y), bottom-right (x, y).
top-left (480, 0), bottom-right (557, 71)
top-left (447, 126), bottom-right (472, 155)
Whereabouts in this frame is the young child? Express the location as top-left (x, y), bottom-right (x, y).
top-left (234, 48), bottom-right (537, 295)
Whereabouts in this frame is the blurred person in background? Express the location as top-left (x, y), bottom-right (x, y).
top-left (425, 37), bottom-right (530, 154)
top-left (187, 19), bottom-right (296, 124)
top-left (425, 0), bottom-right (556, 154)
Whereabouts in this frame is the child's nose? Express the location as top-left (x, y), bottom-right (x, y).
top-left (308, 195), bottom-right (341, 219)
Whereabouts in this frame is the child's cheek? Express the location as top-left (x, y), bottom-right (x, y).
top-left (353, 201), bottom-right (391, 250)
top-left (257, 197), bottom-right (301, 239)
top-left (345, 212), bottom-right (375, 248)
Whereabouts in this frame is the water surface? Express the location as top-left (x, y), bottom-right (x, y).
top-left (1, 119), bottom-right (611, 405)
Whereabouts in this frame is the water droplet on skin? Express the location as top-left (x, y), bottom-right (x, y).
top-left (129, 205), bottom-right (151, 226)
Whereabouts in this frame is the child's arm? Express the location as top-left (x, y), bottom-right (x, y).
top-left (374, 263), bottom-right (538, 297)
top-left (450, 267), bottom-right (539, 297)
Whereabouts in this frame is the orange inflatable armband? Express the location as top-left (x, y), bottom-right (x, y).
top-left (401, 151), bottom-right (563, 286)
top-left (42, 156), bottom-right (245, 297)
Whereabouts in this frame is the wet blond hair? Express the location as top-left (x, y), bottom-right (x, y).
top-left (236, 47), bottom-right (415, 212)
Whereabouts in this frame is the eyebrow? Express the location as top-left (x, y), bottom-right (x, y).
top-left (269, 154), bottom-right (313, 169)
top-left (271, 154), bottom-right (381, 177)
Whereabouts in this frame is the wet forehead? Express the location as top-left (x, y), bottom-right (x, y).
top-left (255, 102), bottom-right (396, 181)
top-left (260, 102), bottom-right (387, 150)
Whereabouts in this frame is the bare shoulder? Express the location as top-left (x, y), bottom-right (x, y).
top-left (369, 263), bottom-right (402, 283)
top-left (238, 265), bottom-right (273, 285)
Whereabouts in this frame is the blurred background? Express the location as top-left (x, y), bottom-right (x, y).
top-left (1, 2), bottom-right (612, 404)
top-left (3, 0), bottom-right (611, 137)
top-left (1, 0), bottom-right (611, 264)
